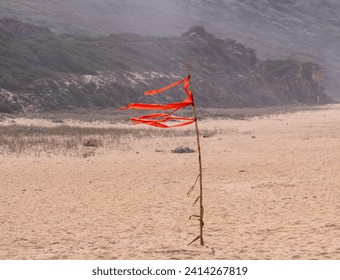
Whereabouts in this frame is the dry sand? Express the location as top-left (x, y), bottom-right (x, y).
top-left (0, 105), bottom-right (339, 259)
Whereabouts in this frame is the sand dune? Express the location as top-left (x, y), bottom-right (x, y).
top-left (0, 105), bottom-right (339, 259)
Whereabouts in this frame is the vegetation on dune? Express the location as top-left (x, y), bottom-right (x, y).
top-left (0, 18), bottom-right (332, 113)
top-left (1, 19), bottom-right (97, 89)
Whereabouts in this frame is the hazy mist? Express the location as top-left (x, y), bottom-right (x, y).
top-left (1, 0), bottom-right (340, 98)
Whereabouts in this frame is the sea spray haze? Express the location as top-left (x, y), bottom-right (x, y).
top-left (1, 0), bottom-right (340, 100)
top-left (0, 20), bottom-right (332, 113)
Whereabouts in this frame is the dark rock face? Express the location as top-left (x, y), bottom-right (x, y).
top-left (0, 20), bottom-right (332, 112)
top-left (265, 60), bottom-right (330, 104)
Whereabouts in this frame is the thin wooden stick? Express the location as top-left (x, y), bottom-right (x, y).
top-left (187, 174), bottom-right (200, 196)
top-left (187, 64), bottom-right (204, 246)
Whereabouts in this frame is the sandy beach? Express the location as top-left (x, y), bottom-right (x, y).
top-left (0, 105), bottom-right (339, 259)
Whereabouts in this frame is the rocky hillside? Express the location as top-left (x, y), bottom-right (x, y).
top-left (1, 0), bottom-right (339, 100)
top-left (0, 19), bottom-right (331, 113)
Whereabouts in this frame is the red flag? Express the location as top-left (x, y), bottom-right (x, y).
top-left (120, 75), bottom-right (195, 128)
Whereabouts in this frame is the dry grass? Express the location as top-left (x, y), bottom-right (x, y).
top-left (0, 124), bottom-right (197, 156)
top-left (0, 122), bottom-right (240, 156)
top-left (0, 105), bottom-right (323, 156)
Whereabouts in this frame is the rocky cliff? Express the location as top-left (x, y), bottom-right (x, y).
top-left (0, 20), bottom-right (332, 113)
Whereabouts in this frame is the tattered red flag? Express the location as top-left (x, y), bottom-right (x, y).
top-left (120, 70), bottom-right (205, 246)
top-left (119, 75), bottom-right (195, 128)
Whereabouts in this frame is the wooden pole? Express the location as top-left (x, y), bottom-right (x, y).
top-left (187, 64), bottom-right (204, 246)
